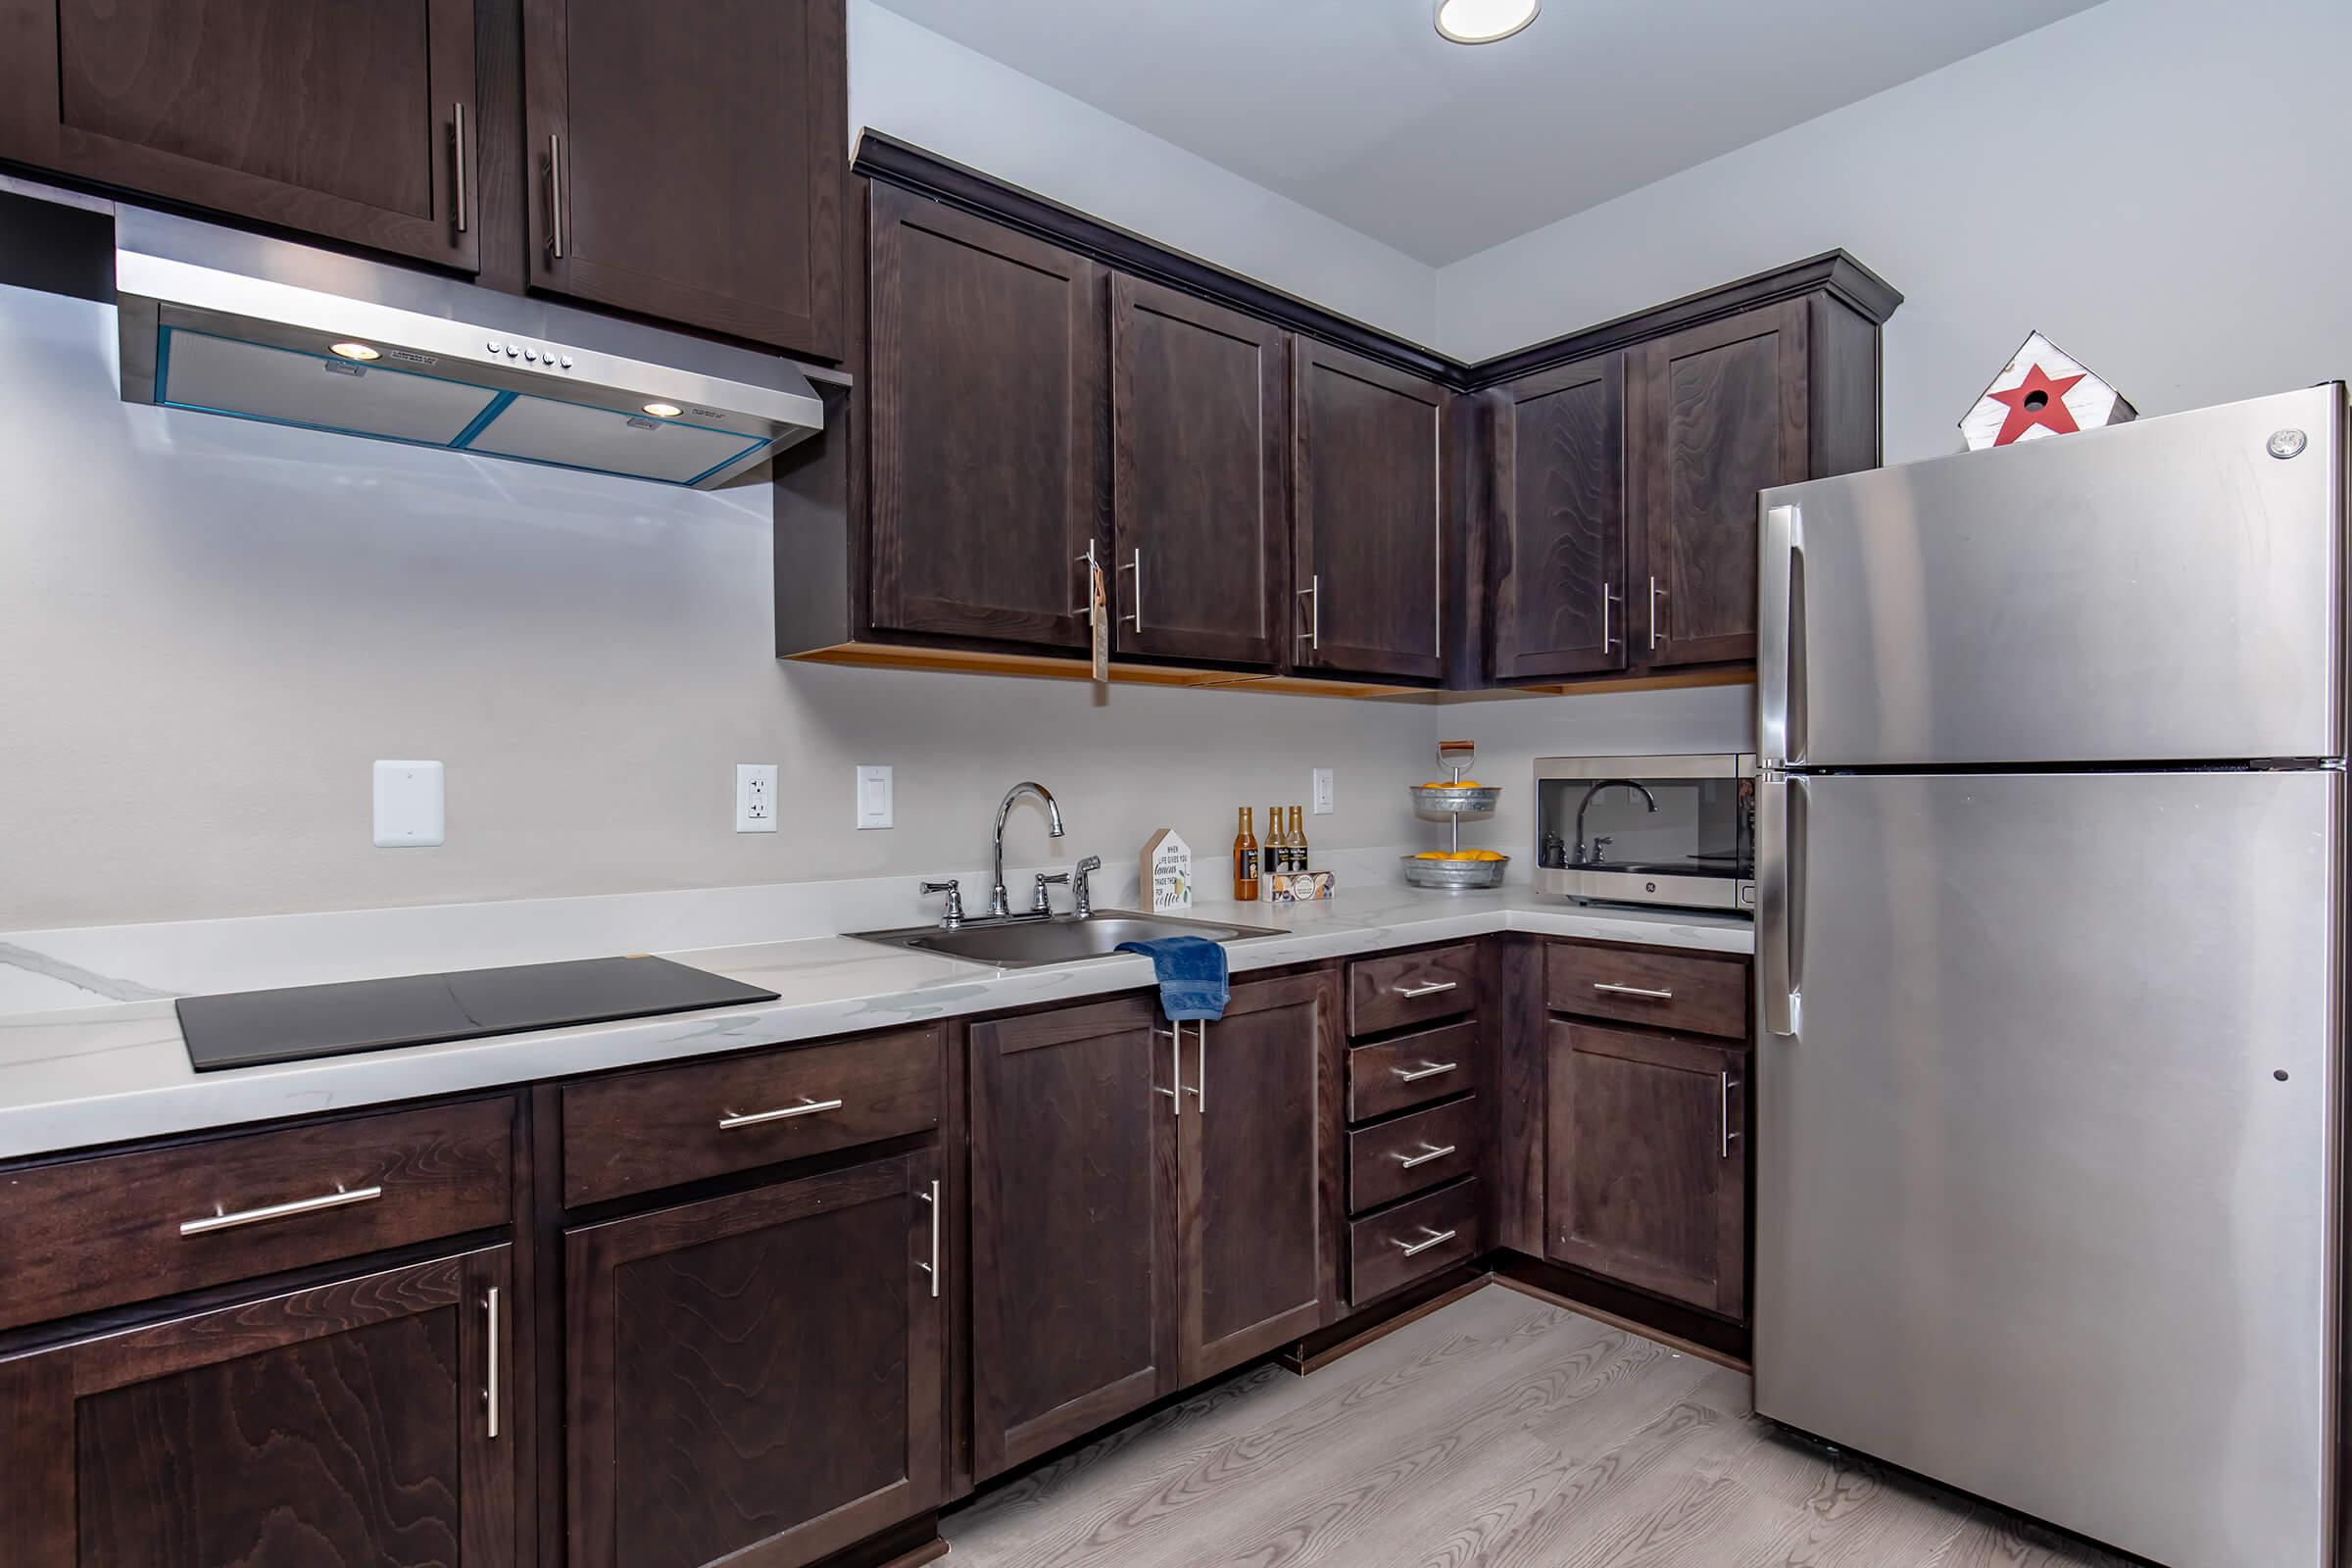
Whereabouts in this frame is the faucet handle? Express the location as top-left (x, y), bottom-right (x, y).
top-left (1033, 870), bottom-right (1070, 915)
top-left (919, 878), bottom-right (963, 928)
top-left (1071, 856), bottom-right (1102, 916)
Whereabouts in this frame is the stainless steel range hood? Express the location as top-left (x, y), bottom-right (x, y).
top-left (113, 208), bottom-right (827, 488)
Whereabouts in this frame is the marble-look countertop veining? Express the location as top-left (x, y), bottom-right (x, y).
top-left (0, 884), bottom-right (1750, 1160)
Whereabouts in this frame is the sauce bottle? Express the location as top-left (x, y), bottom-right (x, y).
top-left (1233, 807), bottom-right (1259, 901)
top-left (1290, 806), bottom-right (1309, 872)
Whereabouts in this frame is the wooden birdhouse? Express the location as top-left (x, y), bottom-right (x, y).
top-left (1960, 331), bottom-right (2136, 451)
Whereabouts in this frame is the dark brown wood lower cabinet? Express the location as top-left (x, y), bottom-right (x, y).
top-left (0, 1246), bottom-right (517, 1568)
top-left (1546, 1020), bottom-right (1748, 1319)
top-left (968, 996), bottom-right (1176, 1479)
top-left (564, 1152), bottom-right (942, 1568)
top-left (1178, 971), bottom-right (1341, 1384)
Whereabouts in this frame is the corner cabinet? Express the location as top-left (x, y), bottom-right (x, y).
top-left (522, 0), bottom-right (844, 356)
top-left (0, 1247), bottom-right (520, 1567)
top-left (564, 1152), bottom-right (942, 1568)
top-left (0, 0), bottom-right (481, 270)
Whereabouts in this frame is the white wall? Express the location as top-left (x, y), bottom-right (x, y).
top-left (1436, 0), bottom-right (2352, 463)
top-left (848, 1), bottom-right (1440, 347)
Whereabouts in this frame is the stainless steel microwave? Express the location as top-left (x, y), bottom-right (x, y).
top-left (1533, 754), bottom-right (1757, 913)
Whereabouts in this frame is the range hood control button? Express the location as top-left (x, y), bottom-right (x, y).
top-left (560, 356), bottom-right (573, 369)
top-left (523, 348), bottom-right (538, 363)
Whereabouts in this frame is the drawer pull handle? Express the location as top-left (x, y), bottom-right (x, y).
top-left (1396, 1143), bottom-right (1458, 1169)
top-left (1394, 980), bottom-right (1459, 999)
top-left (482, 1286), bottom-right (501, 1439)
top-left (179, 1182), bottom-right (382, 1236)
top-left (718, 1097), bottom-right (844, 1130)
top-left (1593, 982), bottom-right (1675, 1001)
top-left (1394, 1060), bottom-right (1457, 1083)
top-left (1396, 1226), bottom-right (1458, 1258)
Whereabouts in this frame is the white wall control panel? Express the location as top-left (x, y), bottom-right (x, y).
top-left (1312, 767), bottom-right (1335, 814)
top-left (857, 764), bottom-right (894, 829)
top-left (736, 763), bottom-right (778, 833)
top-left (372, 760), bottom-right (445, 847)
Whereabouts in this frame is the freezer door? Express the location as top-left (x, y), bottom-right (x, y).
top-left (1758, 384), bottom-right (2345, 768)
top-left (1753, 768), bottom-right (2339, 1568)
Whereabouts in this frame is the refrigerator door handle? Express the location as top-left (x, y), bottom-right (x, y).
top-left (1758, 502), bottom-right (1805, 767)
top-left (1758, 771), bottom-right (1803, 1036)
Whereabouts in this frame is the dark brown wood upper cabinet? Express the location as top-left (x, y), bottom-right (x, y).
top-left (1546, 1019), bottom-right (1748, 1320)
top-left (1487, 353), bottom-right (1628, 681)
top-left (0, 1246), bottom-right (519, 1568)
top-left (867, 184), bottom-right (1104, 652)
top-left (564, 1152), bottom-right (942, 1568)
top-left (1178, 971), bottom-right (1340, 1385)
top-left (522, 0), bottom-right (844, 356)
top-left (1292, 338), bottom-right (1448, 681)
top-left (0, 0), bottom-right (480, 270)
top-left (968, 996), bottom-right (1175, 1479)
top-left (1110, 275), bottom-right (1287, 667)
top-left (1626, 300), bottom-right (1809, 669)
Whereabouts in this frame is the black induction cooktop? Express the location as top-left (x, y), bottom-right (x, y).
top-left (175, 955), bottom-right (780, 1072)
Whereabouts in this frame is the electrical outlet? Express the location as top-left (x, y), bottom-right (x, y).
top-left (736, 763), bottom-right (778, 833)
top-left (856, 765), bottom-right (894, 829)
top-left (1312, 768), bottom-right (1335, 815)
top-left (372, 760), bottom-right (445, 847)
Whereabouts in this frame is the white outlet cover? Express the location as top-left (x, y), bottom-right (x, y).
top-left (1312, 767), bottom-right (1335, 814)
top-left (856, 764), bottom-right (894, 829)
top-left (737, 763), bottom-right (778, 833)
top-left (372, 760), bottom-right (445, 847)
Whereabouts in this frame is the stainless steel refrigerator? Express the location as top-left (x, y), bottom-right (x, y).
top-left (1753, 384), bottom-right (2346, 1568)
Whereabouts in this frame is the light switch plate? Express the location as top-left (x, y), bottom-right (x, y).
top-left (737, 763), bottom-right (778, 833)
top-left (372, 760), bottom-right (445, 847)
top-left (856, 764), bottom-right (894, 829)
top-left (1312, 768), bottom-right (1335, 814)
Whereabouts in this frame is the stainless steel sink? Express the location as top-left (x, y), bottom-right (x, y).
top-left (850, 909), bottom-right (1287, 969)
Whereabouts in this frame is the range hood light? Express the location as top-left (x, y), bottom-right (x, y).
top-left (329, 341), bottom-right (381, 361)
top-left (642, 402), bottom-right (683, 418)
top-left (1435, 0), bottom-right (1540, 44)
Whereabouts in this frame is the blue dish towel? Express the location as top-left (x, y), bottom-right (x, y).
top-left (1115, 934), bottom-right (1229, 1021)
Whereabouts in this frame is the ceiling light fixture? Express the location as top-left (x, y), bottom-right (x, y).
top-left (1434, 0), bottom-right (1539, 44)
top-left (328, 341), bottom-right (381, 361)
top-left (641, 402), bottom-right (682, 418)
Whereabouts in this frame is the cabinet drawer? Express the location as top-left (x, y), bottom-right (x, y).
top-left (1348, 1097), bottom-right (1480, 1213)
top-left (0, 1098), bottom-right (514, 1332)
top-left (1348, 1020), bottom-right (1479, 1122)
top-left (1349, 1178), bottom-right (1481, 1304)
top-left (1348, 943), bottom-right (1480, 1036)
top-left (562, 1025), bottom-right (944, 1205)
top-left (1544, 942), bottom-right (1748, 1040)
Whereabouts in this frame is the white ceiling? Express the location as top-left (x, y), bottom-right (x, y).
top-left (872, 0), bottom-right (2105, 266)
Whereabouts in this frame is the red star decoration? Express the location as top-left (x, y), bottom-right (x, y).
top-left (1985, 363), bottom-right (2086, 446)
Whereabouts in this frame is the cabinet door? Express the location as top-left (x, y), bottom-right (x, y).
top-left (1489, 354), bottom-right (1628, 680)
top-left (524, 0), bottom-right (844, 355)
top-left (1546, 1020), bottom-right (1747, 1318)
top-left (1627, 300), bottom-right (1808, 669)
top-left (565, 1152), bottom-right (941, 1568)
top-left (1110, 275), bottom-right (1286, 667)
top-left (969, 996), bottom-right (1175, 1478)
top-left (0, 0), bottom-right (478, 270)
top-left (0, 1247), bottom-right (516, 1568)
top-left (868, 184), bottom-right (1103, 650)
top-left (1292, 339), bottom-right (1446, 680)
top-left (1178, 970), bottom-right (1340, 1384)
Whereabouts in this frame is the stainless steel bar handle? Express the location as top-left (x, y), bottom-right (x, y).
top-left (1758, 504), bottom-right (1803, 766)
top-left (179, 1183), bottom-right (382, 1236)
top-left (1601, 582), bottom-right (1620, 651)
top-left (1394, 1060), bottom-right (1457, 1083)
top-left (1757, 771), bottom-right (1801, 1036)
top-left (1119, 549), bottom-right (1143, 629)
top-left (451, 103), bottom-right (468, 233)
top-left (483, 1285), bottom-right (501, 1438)
top-left (1647, 575), bottom-right (1664, 651)
top-left (1071, 540), bottom-right (1100, 617)
top-left (1298, 576), bottom-right (1320, 650)
top-left (1397, 1144), bottom-right (1457, 1169)
top-left (1396, 1227), bottom-right (1457, 1257)
top-left (916, 1180), bottom-right (940, 1298)
top-left (1393, 980), bottom-right (1458, 999)
top-left (1153, 1024), bottom-right (1184, 1114)
top-left (717, 1097), bottom-right (843, 1130)
top-left (546, 133), bottom-right (564, 259)
top-left (1192, 1021), bottom-right (1206, 1114)
top-left (1592, 982), bottom-right (1674, 1002)
top-left (1719, 1073), bottom-right (1741, 1158)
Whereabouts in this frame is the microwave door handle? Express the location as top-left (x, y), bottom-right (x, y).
top-left (1759, 503), bottom-right (1804, 768)
top-left (1758, 772), bottom-right (1804, 1036)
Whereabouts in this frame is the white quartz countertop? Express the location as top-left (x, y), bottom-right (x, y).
top-left (0, 885), bottom-right (1750, 1160)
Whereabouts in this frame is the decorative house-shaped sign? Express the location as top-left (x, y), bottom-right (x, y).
top-left (1140, 828), bottom-right (1192, 912)
top-left (1960, 331), bottom-right (2136, 451)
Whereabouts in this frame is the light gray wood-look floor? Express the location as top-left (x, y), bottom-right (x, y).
top-left (942, 1284), bottom-right (2136, 1568)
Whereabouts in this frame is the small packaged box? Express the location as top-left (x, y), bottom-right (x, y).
top-left (1262, 869), bottom-right (1336, 905)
